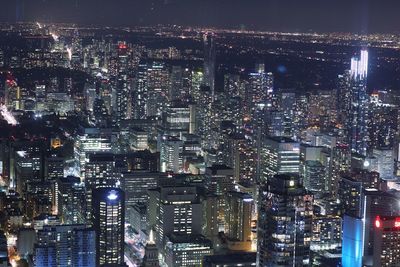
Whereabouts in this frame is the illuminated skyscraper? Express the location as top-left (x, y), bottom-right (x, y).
top-left (115, 75), bottom-right (130, 125)
top-left (372, 216), bottom-right (400, 266)
top-left (346, 49), bottom-right (369, 155)
top-left (224, 191), bottom-right (253, 251)
top-left (203, 33), bottom-right (216, 97)
top-left (159, 136), bottom-right (183, 173)
top-left (34, 224), bottom-right (96, 267)
top-left (149, 185), bottom-right (203, 247)
top-left (257, 173), bottom-right (313, 266)
top-left (92, 187), bottom-right (125, 266)
top-left (261, 136), bottom-right (300, 181)
top-left (248, 63), bottom-right (274, 110)
top-left (85, 153), bottom-right (119, 220)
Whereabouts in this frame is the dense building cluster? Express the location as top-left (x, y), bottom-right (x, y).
top-left (0, 22), bottom-right (400, 267)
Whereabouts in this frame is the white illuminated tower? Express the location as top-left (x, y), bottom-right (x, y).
top-left (350, 49), bottom-right (368, 79)
top-left (347, 49), bottom-right (369, 155)
top-left (92, 187), bottom-right (125, 266)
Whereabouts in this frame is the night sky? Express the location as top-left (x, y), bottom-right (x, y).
top-left (0, 0), bottom-right (399, 33)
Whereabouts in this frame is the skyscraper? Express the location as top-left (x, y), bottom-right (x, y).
top-left (346, 49), bottom-right (369, 155)
top-left (203, 33), bottom-right (216, 98)
top-left (224, 191), bottom-right (253, 251)
top-left (92, 187), bottom-right (125, 266)
top-left (148, 185), bottom-right (203, 247)
top-left (261, 136), bottom-right (300, 181)
top-left (373, 216), bottom-right (400, 266)
top-left (257, 173), bottom-right (313, 266)
top-left (34, 224), bottom-right (96, 267)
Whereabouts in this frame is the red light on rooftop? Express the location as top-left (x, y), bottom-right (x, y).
top-left (394, 218), bottom-right (400, 228)
top-left (118, 43), bottom-right (127, 49)
top-left (375, 216), bottom-right (381, 228)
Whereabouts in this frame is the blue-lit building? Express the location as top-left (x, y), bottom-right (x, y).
top-left (342, 215), bottom-right (364, 267)
top-left (34, 224), bottom-right (96, 267)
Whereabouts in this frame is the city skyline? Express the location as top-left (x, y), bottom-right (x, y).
top-left (0, 3), bottom-right (400, 266)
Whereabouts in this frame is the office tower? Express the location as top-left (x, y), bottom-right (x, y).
top-left (121, 170), bottom-right (158, 206)
top-left (222, 133), bottom-right (256, 183)
top-left (201, 193), bottom-right (219, 245)
top-left (261, 136), bottom-right (300, 181)
top-left (257, 174), bottom-right (313, 266)
top-left (203, 32), bottom-right (216, 97)
top-left (190, 69), bottom-right (204, 103)
top-left (84, 153), bottom-right (119, 220)
top-left (205, 166), bottom-right (235, 195)
top-left (142, 230), bottom-right (160, 267)
top-left (12, 141), bottom-right (44, 195)
top-left (224, 191), bottom-right (253, 251)
top-left (302, 160), bottom-right (326, 198)
top-left (311, 214), bottom-right (342, 252)
top-left (93, 98), bottom-right (110, 126)
top-left (345, 49), bottom-right (369, 156)
top-left (292, 93), bottom-right (309, 141)
top-left (57, 176), bottom-right (86, 224)
top-left (44, 153), bottom-right (64, 182)
top-left (205, 165), bottom-right (235, 228)
top-left (368, 99), bottom-right (398, 150)
top-left (85, 85), bottom-right (97, 112)
top-left (135, 61), bottom-right (170, 117)
top-left (371, 148), bottom-right (394, 180)
top-left (278, 90), bottom-right (297, 138)
top-left (92, 187), bottom-right (125, 266)
top-left (34, 224), bottom-right (96, 267)
top-left (372, 216), bottom-right (400, 266)
top-left (128, 203), bottom-right (147, 236)
top-left (264, 109), bottom-right (283, 137)
top-left (169, 65), bottom-right (190, 101)
top-left (330, 144), bottom-right (351, 197)
top-left (159, 136), bottom-right (183, 173)
top-left (162, 102), bottom-right (192, 136)
top-left (132, 62), bottom-right (148, 119)
top-left (115, 74), bottom-right (130, 125)
top-left (248, 63), bottom-right (274, 116)
top-left (164, 234), bottom-right (213, 267)
top-left (308, 90), bottom-right (338, 128)
top-left (342, 215), bottom-right (364, 267)
top-left (196, 85), bottom-right (213, 148)
top-left (130, 128), bottom-right (149, 151)
top-left (74, 128), bottom-right (112, 178)
top-left (339, 171), bottom-right (382, 218)
top-left (149, 185), bottom-right (203, 247)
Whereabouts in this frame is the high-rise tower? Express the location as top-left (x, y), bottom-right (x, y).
top-left (257, 174), bottom-right (313, 266)
top-left (345, 49), bottom-right (369, 155)
top-left (203, 33), bottom-right (216, 98)
top-left (92, 187), bottom-right (125, 266)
